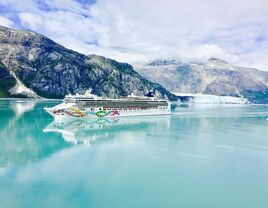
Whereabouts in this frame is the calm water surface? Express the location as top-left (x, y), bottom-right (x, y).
top-left (0, 100), bottom-right (268, 208)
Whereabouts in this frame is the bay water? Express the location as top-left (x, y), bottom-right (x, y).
top-left (0, 100), bottom-right (268, 208)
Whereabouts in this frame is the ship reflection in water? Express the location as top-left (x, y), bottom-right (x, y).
top-left (43, 116), bottom-right (171, 145)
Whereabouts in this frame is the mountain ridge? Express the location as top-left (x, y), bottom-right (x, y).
top-left (1, 25), bottom-right (267, 103)
top-left (134, 58), bottom-right (268, 103)
top-left (0, 25), bottom-right (177, 100)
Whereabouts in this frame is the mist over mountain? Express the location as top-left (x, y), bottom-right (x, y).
top-left (134, 58), bottom-right (268, 103)
top-left (0, 25), bottom-right (176, 100)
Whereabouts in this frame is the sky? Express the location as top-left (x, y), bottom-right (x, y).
top-left (0, 0), bottom-right (268, 71)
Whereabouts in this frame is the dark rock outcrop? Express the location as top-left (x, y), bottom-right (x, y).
top-left (0, 61), bottom-right (16, 97)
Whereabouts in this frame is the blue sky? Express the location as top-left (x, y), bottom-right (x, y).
top-left (0, 0), bottom-right (268, 70)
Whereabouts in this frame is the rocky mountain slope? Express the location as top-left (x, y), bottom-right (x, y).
top-left (134, 58), bottom-right (268, 103)
top-left (0, 61), bottom-right (17, 97)
top-left (0, 25), bottom-right (176, 100)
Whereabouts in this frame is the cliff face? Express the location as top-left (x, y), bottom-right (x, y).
top-left (135, 58), bottom-right (268, 103)
top-left (0, 61), bottom-right (16, 97)
top-left (0, 26), bottom-right (176, 100)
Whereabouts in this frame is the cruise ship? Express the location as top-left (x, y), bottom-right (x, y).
top-left (44, 90), bottom-right (171, 120)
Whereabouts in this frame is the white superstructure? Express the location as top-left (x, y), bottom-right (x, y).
top-left (44, 90), bottom-right (171, 120)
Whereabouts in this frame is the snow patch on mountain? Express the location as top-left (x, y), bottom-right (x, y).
top-left (9, 71), bottom-right (40, 98)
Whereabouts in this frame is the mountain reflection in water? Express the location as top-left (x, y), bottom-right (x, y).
top-left (0, 100), bottom-right (67, 167)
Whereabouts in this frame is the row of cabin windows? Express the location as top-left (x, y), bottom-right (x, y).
top-left (76, 101), bottom-right (167, 106)
top-left (81, 106), bottom-right (167, 111)
top-left (89, 106), bottom-right (167, 111)
top-left (75, 99), bottom-right (165, 103)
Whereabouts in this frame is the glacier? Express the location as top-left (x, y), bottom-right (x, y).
top-left (175, 93), bottom-right (249, 104)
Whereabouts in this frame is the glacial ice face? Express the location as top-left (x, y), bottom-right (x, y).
top-left (175, 93), bottom-right (248, 104)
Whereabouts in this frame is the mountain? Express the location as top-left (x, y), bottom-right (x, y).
top-left (0, 25), bottom-right (176, 100)
top-left (134, 58), bottom-right (268, 103)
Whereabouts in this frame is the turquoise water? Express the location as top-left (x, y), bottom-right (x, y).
top-left (0, 100), bottom-right (268, 208)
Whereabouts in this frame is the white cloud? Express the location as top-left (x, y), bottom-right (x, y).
top-left (19, 12), bottom-right (43, 29)
top-left (182, 44), bottom-right (237, 63)
top-left (1, 0), bottom-right (268, 70)
top-left (0, 16), bottom-right (13, 27)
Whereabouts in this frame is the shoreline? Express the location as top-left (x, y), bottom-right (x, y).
top-left (0, 98), bottom-right (62, 101)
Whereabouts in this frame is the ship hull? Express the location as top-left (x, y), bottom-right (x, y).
top-left (44, 106), bottom-right (171, 121)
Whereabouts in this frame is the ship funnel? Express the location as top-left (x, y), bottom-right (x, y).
top-left (145, 91), bottom-right (155, 97)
